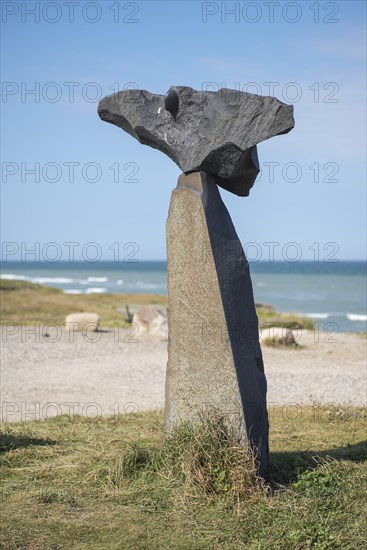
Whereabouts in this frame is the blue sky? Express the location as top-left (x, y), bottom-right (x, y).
top-left (1, 0), bottom-right (366, 261)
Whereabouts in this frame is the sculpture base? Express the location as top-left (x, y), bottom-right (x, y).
top-left (165, 172), bottom-right (269, 478)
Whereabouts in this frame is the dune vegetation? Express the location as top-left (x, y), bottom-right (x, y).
top-left (0, 279), bottom-right (314, 330)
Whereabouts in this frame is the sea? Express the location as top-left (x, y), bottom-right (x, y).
top-left (1, 261), bottom-right (366, 334)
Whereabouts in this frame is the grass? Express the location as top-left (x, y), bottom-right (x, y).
top-left (0, 279), bottom-right (167, 327)
top-left (1, 406), bottom-right (366, 549)
top-left (0, 279), bottom-right (314, 329)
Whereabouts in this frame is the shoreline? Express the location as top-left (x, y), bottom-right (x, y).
top-left (1, 264), bottom-right (366, 333)
top-left (1, 279), bottom-right (366, 334)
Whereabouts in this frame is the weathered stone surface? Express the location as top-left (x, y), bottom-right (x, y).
top-left (64, 312), bottom-right (100, 332)
top-left (133, 306), bottom-right (168, 339)
top-left (260, 326), bottom-right (296, 346)
top-left (165, 172), bottom-right (269, 477)
top-left (98, 86), bottom-right (294, 196)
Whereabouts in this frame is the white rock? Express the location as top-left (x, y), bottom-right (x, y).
top-left (65, 312), bottom-right (100, 332)
top-left (132, 306), bottom-right (167, 338)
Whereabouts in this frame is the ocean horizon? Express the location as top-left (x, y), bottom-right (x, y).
top-left (1, 260), bottom-right (366, 333)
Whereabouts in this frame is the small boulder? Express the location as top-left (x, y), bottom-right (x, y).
top-left (260, 326), bottom-right (296, 347)
top-left (65, 312), bottom-right (100, 332)
top-left (132, 306), bottom-right (167, 338)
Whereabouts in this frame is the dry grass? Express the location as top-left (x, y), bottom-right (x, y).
top-left (0, 279), bottom-right (167, 326)
top-left (160, 416), bottom-right (262, 499)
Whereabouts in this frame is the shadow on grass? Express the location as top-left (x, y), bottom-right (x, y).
top-left (0, 434), bottom-right (57, 453)
top-left (270, 440), bottom-right (367, 486)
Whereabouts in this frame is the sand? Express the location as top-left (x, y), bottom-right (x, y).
top-left (1, 326), bottom-right (366, 422)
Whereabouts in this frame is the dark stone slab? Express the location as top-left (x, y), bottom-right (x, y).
top-left (98, 86), bottom-right (294, 196)
top-left (165, 172), bottom-right (269, 478)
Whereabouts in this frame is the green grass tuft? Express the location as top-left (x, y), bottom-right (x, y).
top-left (160, 416), bottom-right (261, 498)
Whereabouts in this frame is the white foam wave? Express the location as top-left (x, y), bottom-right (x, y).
top-left (347, 314), bottom-right (367, 322)
top-left (117, 279), bottom-right (123, 285)
top-left (256, 282), bottom-right (266, 287)
top-left (133, 282), bottom-right (166, 289)
top-left (87, 277), bottom-right (108, 282)
top-left (1, 274), bottom-right (27, 280)
top-left (32, 277), bottom-right (74, 284)
top-left (305, 313), bottom-right (330, 319)
top-left (85, 287), bottom-right (106, 294)
top-left (0, 274), bottom-right (75, 284)
top-left (63, 289), bottom-right (83, 295)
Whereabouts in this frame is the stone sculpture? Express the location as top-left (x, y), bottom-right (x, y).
top-left (98, 86), bottom-right (294, 196)
top-left (98, 86), bottom-right (295, 478)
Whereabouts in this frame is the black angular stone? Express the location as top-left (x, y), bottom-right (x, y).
top-left (164, 88), bottom-right (179, 119)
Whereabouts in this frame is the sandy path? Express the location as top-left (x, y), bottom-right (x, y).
top-left (1, 327), bottom-right (366, 422)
